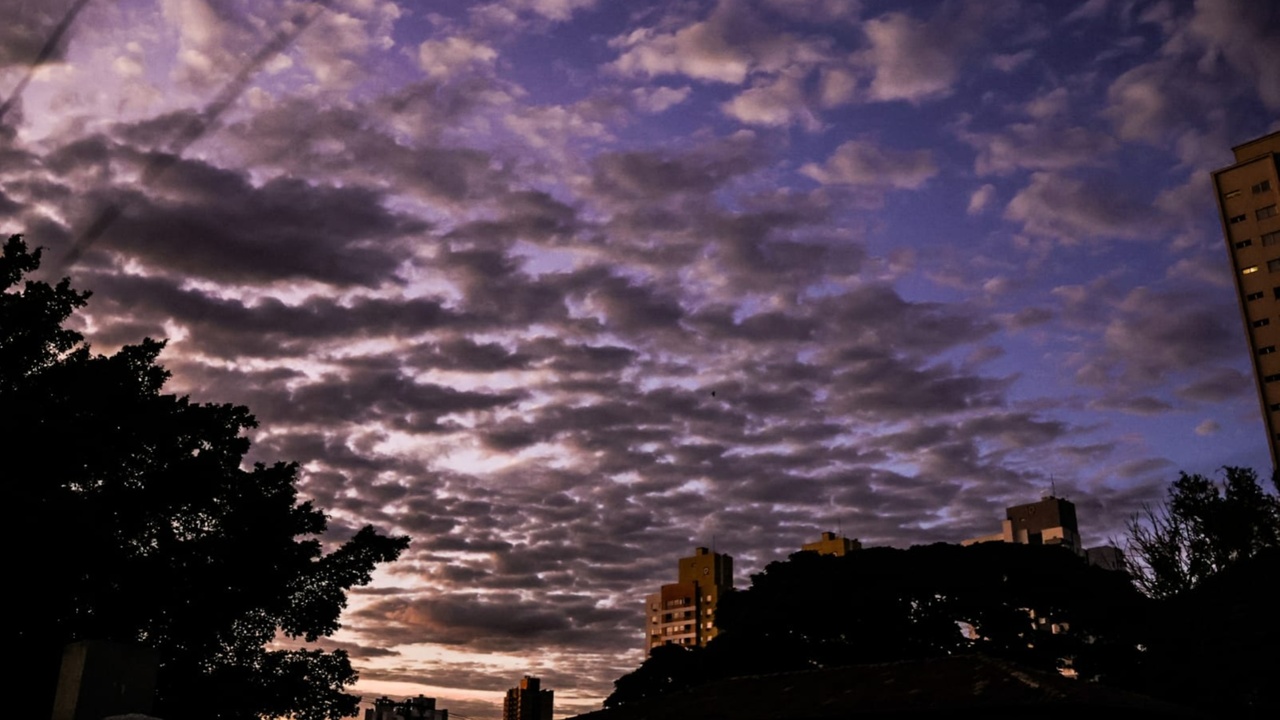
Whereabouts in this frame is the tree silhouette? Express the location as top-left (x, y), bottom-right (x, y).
top-left (605, 542), bottom-right (1146, 708)
top-left (1124, 467), bottom-right (1280, 599)
top-left (2, 235), bottom-right (409, 720)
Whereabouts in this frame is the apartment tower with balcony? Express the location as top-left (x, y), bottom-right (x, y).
top-left (644, 547), bottom-right (733, 654)
top-left (502, 676), bottom-right (552, 720)
top-left (1213, 131), bottom-right (1280, 468)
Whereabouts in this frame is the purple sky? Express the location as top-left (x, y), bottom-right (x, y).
top-left (2, 0), bottom-right (1277, 716)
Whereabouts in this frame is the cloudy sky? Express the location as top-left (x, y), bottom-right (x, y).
top-left (2, 0), bottom-right (1278, 716)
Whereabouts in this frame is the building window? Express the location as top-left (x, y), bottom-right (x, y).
top-left (1254, 318), bottom-right (1272, 328)
top-left (1236, 239), bottom-right (1253, 248)
top-left (1230, 214), bottom-right (1247, 224)
top-left (1265, 231), bottom-right (1280, 246)
top-left (1265, 374), bottom-right (1280, 383)
top-left (1269, 259), bottom-right (1280, 272)
top-left (1243, 265), bottom-right (1259, 274)
top-left (1275, 286), bottom-right (1280, 299)
top-left (1271, 403), bottom-right (1280, 412)
top-left (1225, 189), bottom-right (1242, 199)
top-left (1260, 205), bottom-right (1278, 220)
top-left (1254, 180), bottom-right (1273, 194)
top-left (1259, 346), bottom-right (1276, 356)
top-left (1248, 291), bottom-right (1265, 301)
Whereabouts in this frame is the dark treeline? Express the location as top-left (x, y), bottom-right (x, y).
top-left (3, 234), bottom-right (408, 720)
top-left (609, 471), bottom-right (1280, 718)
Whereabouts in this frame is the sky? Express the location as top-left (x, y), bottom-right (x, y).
top-left (2, 0), bottom-right (1278, 716)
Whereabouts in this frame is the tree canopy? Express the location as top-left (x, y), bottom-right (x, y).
top-left (607, 542), bottom-right (1146, 708)
top-left (2, 235), bottom-right (409, 720)
top-left (1124, 466), bottom-right (1280, 599)
top-left (607, 469), bottom-right (1280, 717)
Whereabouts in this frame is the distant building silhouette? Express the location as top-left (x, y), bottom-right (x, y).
top-left (1212, 130), bottom-right (1280, 469)
top-left (801, 531), bottom-right (862, 556)
top-left (503, 676), bottom-right (553, 720)
top-left (1085, 545), bottom-right (1125, 572)
top-left (364, 694), bottom-right (448, 720)
top-left (963, 495), bottom-right (1124, 572)
top-left (644, 547), bottom-right (734, 654)
top-left (963, 495), bottom-right (1083, 554)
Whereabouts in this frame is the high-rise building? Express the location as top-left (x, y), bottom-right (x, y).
top-left (801, 531), bottom-right (862, 556)
top-left (1212, 131), bottom-right (1280, 469)
top-left (962, 495), bottom-right (1083, 554)
top-left (644, 546), bottom-right (733, 654)
top-left (502, 676), bottom-right (552, 720)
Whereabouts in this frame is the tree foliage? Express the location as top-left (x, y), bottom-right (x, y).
top-left (2, 235), bottom-right (410, 720)
top-left (606, 542), bottom-right (1145, 709)
top-left (1124, 466), bottom-right (1280, 599)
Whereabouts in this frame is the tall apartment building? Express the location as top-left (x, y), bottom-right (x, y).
top-left (644, 547), bottom-right (733, 654)
top-left (1212, 130), bottom-right (1280, 469)
top-left (962, 495), bottom-right (1083, 554)
top-left (502, 676), bottom-right (552, 720)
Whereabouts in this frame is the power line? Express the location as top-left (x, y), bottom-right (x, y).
top-left (0, 0), bottom-right (95, 123)
top-left (57, 0), bottom-right (337, 269)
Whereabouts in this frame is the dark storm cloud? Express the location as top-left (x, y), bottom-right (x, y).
top-left (590, 142), bottom-right (763, 201)
top-left (1089, 394), bottom-right (1175, 416)
top-left (27, 132), bottom-right (421, 284)
top-left (0, 0), bottom-right (92, 122)
top-left (81, 175), bottom-right (419, 285)
top-left (222, 96), bottom-right (511, 204)
top-left (354, 592), bottom-right (632, 652)
top-left (275, 367), bottom-right (523, 430)
top-left (1088, 287), bottom-right (1239, 386)
top-left (78, 271), bottom-right (454, 359)
top-left (0, 2), bottom-right (79, 69)
top-left (1176, 367), bottom-right (1252, 403)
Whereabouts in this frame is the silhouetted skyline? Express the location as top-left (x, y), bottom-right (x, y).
top-left (1, 1), bottom-right (1276, 716)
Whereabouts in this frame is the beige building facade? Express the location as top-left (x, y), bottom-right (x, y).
top-left (502, 676), bottom-right (552, 720)
top-left (801, 531), bottom-right (862, 556)
top-left (1212, 131), bottom-right (1280, 469)
top-left (963, 496), bottom-right (1083, 554)
top-left (644, 547), bottom-right (733, 654)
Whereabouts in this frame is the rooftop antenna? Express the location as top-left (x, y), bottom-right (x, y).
top-left (1051, 476), bottom-right (1057, 498)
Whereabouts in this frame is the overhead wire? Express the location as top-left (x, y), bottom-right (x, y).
top-left (55, 0), bottom-right (337, 269)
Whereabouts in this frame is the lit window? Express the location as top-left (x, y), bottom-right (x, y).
top-left (1253, 180), bottom-right (1273, 194)
top-left (1254, 318), bottom-right (1271, 328)
top-left (1230, 214), bottom-right (1247, 224)
top-left (1248, 291), bottom-right (1265, 301)
top-left (1259, 346), bottom-right (1276, 356)
top-left (1243, 265), bottom-right (1259, 274)
top-left (1269, 259), bottom-right (1280, 272)
top-left (1225, 189), bottom-right (1242, 199)
top-left (1260, 205), bottom-right (1278, 220)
